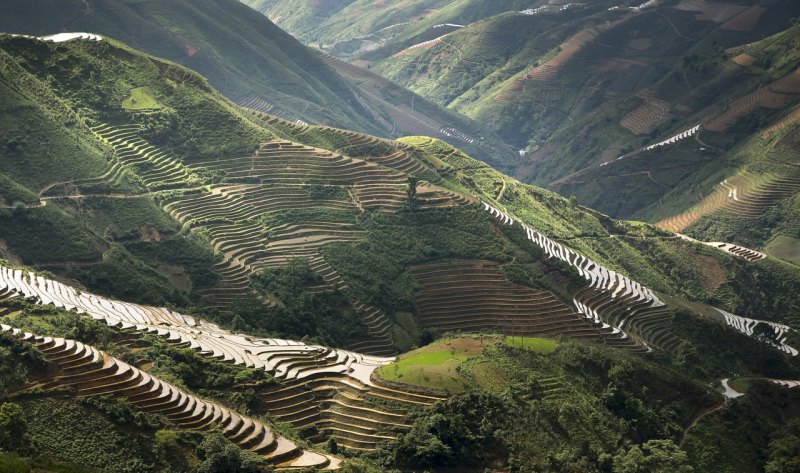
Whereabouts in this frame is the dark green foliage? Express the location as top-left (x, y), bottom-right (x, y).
top-left (19, 397), bottom-right (161, 473)
top-left (195, 433), bottom-right (266, 473)
top-left (247, 258), bottom-right (365, 346)
top-left (0, 174), bottom-right (37, 206)
top-left (378, 341), bottom-right (714, 472)
top-left (385, 392), bottom-right (507, 469)
top-left (0, 403), bottom-right (28, 452)
top-left (683, 382), bottom-right (800, 473)
top-left (0, 206), bottom-right (102, 264)
top-left (303, 184), bottom-right (349, 201)
top-left (671, 311), bottom-right (800, 378)
top-left (766, 418), bottom-right (800, 473)
top-left (325, 208), bottom-right (513, 309)
top-left (71, 196), bottom-right (179, 241)
top-left (68, 247), bottom-right (190, 307)
top-left (145, 344), bottom-right (274, 393)
top-left (0, 330), bottom-right (46, 401)
top-left (612, 440), bottom-right (693, 473)
top-left (125, 236), bottom-right (220, 290)
top-left (0, 454), bottom-right (29, 473)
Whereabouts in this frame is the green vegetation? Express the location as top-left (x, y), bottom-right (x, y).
top-left (375, 339), bottom-right (716, 472)
top-left (376, 337), bottom-right (488, 391)
top-left (0, 206), bottom-right (102, 264)
top-left (244, 258), bottom-right (366, 347)
top-left (122, 87), bottom-right (161, 110)
top-left (504, 336), bottom-right (557, 353)
top-left (765, 234), bottom-right (800, 265)
top-left (0, 21), bottom-right (798, 473)
top-left (0, 0), bottom-right (387, 136)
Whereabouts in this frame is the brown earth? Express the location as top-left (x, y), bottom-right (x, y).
top-left (721, 5), bottom-right (766, 31)
top-left (138, 224), bottom-right (163, 242)
top-left (674, 0), bottom-right (747, 23)
top-left (731, 53), bottom-right (757, 67)
top-left (698, 255), bottom-right (727, 292)
top-left (628, 37), bottom-right (652, 51)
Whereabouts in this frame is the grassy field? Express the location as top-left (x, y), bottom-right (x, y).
top-left (377, 337), bottom-right (500, 391)
top-left (765, 234), bottom-right (800, 265)
top-left (122, 87), bottom-right (161, 110)
top-left (376, 336), bottom-right (560, 392)
top-left (504, 336), bottom-right (557, 353)
top-left (729, 377), bottom-right (761, 393)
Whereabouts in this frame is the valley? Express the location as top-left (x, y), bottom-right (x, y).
top-left (0, 1), bottom-right (799, 472)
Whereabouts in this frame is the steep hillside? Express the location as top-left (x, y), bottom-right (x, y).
top-left (1, 33), bottom-right (799, 354)
top-left (0, 0), bottom-right (386, 135)
top-left (0, 0), bottom-right (517, 168)
top-left (347, 0), bottom-right (800, 267)
top-left (1, 30), bottom-right (800, 473)
top-left (242, 0), bottom-right (800, 240)
top-left (243, 0), bottom-right (531, 60)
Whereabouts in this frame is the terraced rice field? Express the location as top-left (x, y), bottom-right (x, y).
top-left (258, 374), bottom-right (442, 450)
top-left (705, 67), bottom-right (800, 132)
top-left (769, 379), bottom-right (800, 388)
top-left (620, 97), bottom-right (672, 135)
top-left (89, 123), bottom-right (468, 355)
top-left (317, 127), bottom-right (430, 175)
top-left (657, 170), bottom-right (800, 232)
top-left (523, 29), bottom-right (601, 81)
top-left (656, 185), bottom-right (730, 232)
top-left (715, 308), bottom-right (797, 355)
top-left (0, 265), bottom-right (443, 451)
top-left (408, 260), bottom-right (629, 347)
top-left (483, 203), bottom-right (681, 353)
top-left (237, 95), bottom-right (275, 114)
top-left (0, 325), bottom-right (340, 470)
top-left (762, 105), bottom-right (800, 139)
top-left (170, 142), bottom-right (411, 352)
top-left (91, 124), bottom-right (202, 190)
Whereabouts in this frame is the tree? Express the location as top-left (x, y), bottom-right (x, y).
top-left (0, 403), bottom-right (27, 452)
top-left (327, 437), bottom-right (339, 454)
top-left (196, 433), bottom-right (265, 473)
top-left (407, 176), bottom-right (419, 210)
top-left (753, 323), bottom-right (781, 346)
top-left (613, 439), bottom-right (693, 473)
top-left (766, 419), bottom-right (800, 473)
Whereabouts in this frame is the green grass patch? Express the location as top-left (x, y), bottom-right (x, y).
top-left (504, 336), bottom-right (557, 353)
top-left (729, 377), bottom-right (761, 393)
top-left (122, 87), bottom-right (161, 110)
top-left (376, 337), bottom-right (493, 392)
top-left (765, 234), bottom-right (800, 265)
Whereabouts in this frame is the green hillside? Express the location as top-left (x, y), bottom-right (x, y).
top-left (0, 0), bottom-right (386, 136)
top-left (1, 30), bottom-right (800, 473)
top-left (258, 0), bottom-right (800, 266)
top-left (243, 0), bottom-right (531, 59)
top-left (0, 0), bottom-right (517, 168)
top-left (2, 32), bottom-right (799, 345)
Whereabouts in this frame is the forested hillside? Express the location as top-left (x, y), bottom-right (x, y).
top-left (0, 27), bottom-right (799, 473)
top-left (0, 0), bottom-right (516, 165)
top-left (252, 0), bottom-right (800, 267)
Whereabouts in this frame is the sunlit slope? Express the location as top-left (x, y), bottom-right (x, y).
top-left (1, 33), bottom-right (799, 364)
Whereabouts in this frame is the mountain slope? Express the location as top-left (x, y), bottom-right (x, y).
top-left (0, 32), bottom-right (798, 357)
top-left (0, 0), bottom-right (518, 168)
top-left (0, 0), bottom-right (388, 136)
top-left (244, 0), bottom-right (530, 59)
top-left (345, 0), bottom-right (800, 267)
top-left (1, 30), bottom-right (800, 473)
top-left (243, 0), bottom-right (800, 233)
